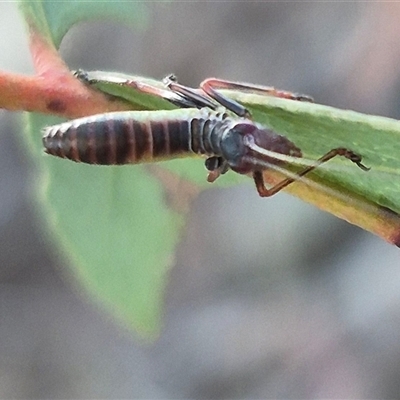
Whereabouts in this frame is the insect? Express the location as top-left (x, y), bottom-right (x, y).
top-left (42, 73), bottom-right (369, 197)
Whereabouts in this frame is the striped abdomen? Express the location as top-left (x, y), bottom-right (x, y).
top-left (42, 109), bottom-right (228, 165)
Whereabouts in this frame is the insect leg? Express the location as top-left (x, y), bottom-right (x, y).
top-left (199, 78), bottom-right (314, 118)
top-left (204, 156), bottom-right (229, 183)
top-left (73, 69), bottom-right (197, 108)
top-left (163, 74), bottom-right (219, 110)
top-left (253, 148), bottom-right (369, 197)
top-left (74, 69), bottom-right (91, 83)
top-left (130, 82), bottom-right (197, 108)
top-left (120, 79), bottom-right (200, 108)
top-left (202, 78), bottom-right (313, 102)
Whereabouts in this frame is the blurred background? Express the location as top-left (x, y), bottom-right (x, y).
top-left (1, 2), bottom-right (400, 398)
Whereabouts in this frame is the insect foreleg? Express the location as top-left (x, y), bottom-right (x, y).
top-left (204, 156), bottom-right (229, 183)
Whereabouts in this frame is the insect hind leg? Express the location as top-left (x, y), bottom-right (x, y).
top-left (199, 78), bottom-right (315, 119)
top-left (164, 75), bottom-right (251, 117)
top-left (163, 74), bottom-right (219, 110)
top-left (201, 78), bottom-right (314, 102)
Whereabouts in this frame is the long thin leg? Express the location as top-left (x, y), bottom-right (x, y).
top-left (201, 78), bottom-right (314, 102)
top-left (200, 78), bottom-right (250, 118)
top-left (164, 75), bottom-right (311, 119)
top-left (163, 75), bottom-right (251, 118)
top-left (127, 81), bottom-right (197, 108)
top-left (253, 147), bottom-right (370, 197)
top-left (74, 69), bottom-right (198, 108)
top-left (200, 78), bottom-right (314, 119)
top-left (163, 74), bottom-right (218, 110)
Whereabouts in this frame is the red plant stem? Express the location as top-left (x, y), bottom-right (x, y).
top-left (0, 70), bottom-right (131, 119)
top-left (0, 26), bottom-right (131, 119)
top-left (28, 27), bottom-right (70, 76)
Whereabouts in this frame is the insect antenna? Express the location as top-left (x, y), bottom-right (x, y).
top-left (241, 154), bottom-right (377, 214)
top-left (243, 135), bottom-right (370, 172)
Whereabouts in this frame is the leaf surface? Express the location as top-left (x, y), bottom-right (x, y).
top-left (18, 0), bottom-right (400, 338)
top-left (20, 1), bottom-right (186, 336)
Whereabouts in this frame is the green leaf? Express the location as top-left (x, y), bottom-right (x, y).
top-left (79, 71), bottom-right (400, 215)
top-left (73, 71), bottom-right (400, 245)
top-left (19, 0), bottom-right (182, 337)
top-left (18, 0), bottom-right (400, 339)
top-left (75, 71), bottom-right (178, 112)
top-left (19, 0), bottom-right (149, 47)
top-left (236, 92), bottom-right (400, 214)
top-left (26, 114), bottom-right (183, 336)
